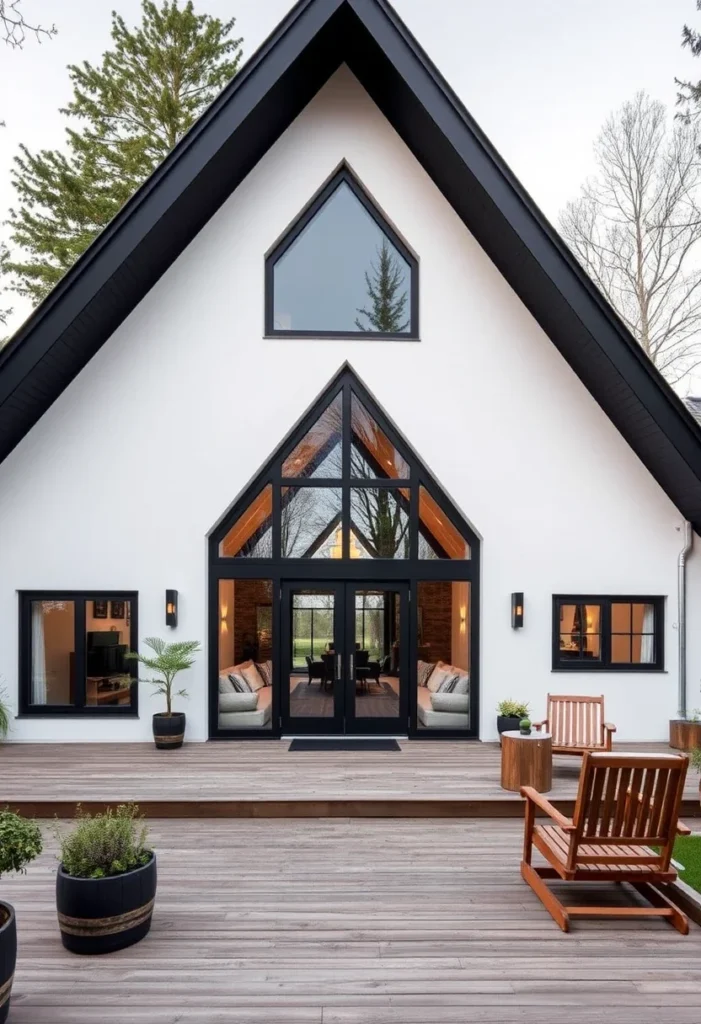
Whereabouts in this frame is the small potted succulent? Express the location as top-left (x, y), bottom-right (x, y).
top-left (55, 803), bottom-right (156, 955)
top-left (126, 637), bottom-right (201, 749)
top-left (496, 699), bottom-right (530, 743)
top-left (519, 717), bottom-right (532, 736)
top-left (0, 811), bottom-right (43, 1023)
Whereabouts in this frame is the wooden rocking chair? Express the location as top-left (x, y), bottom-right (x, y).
top-left (521, 751), bottom-right (691, 933)
top-left (533, 694), bottom-right (616, 755)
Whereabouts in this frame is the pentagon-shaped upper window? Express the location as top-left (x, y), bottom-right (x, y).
top-left (266, 167), bottom-right (418, 338)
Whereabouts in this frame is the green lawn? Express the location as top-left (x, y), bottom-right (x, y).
top-left (670, 835), bottom-right (701, 893)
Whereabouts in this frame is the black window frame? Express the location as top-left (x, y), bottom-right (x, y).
top-left (552, 595), bottom-right (664, 672)
top-left (18, 590), bottom-right (139, 717)
top-left (264, 164), bottom-right (420, 340)
top-left (208, 366), bottom-right (480, 741)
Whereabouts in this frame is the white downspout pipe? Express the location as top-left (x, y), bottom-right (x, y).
top-left (678, 521), bottom-right (693, 720)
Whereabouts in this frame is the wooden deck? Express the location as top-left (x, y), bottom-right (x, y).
top-left (4, 817), bottom-right (701, 1022)
top-left (2, 740), bottom-right (700, 817)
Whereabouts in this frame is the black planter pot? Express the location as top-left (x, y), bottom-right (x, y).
top-left (152, 711), bottom-right (186, 749)
top-left (0, 903), bottom-right (16, 1024)
top-left (56, 853), bottom-right (157, 955)
top-left (497, 716), bottom-right (521, 743)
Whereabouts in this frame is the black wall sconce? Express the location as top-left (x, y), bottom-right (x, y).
top-left (511, 592), bottom-right (524, 629)
top-left (165, 590), bottom-right (178, 628)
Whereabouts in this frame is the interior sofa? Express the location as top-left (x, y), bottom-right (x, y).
top-left (417, 660), bottom-right (470, 729)
top-left (218, 660), bottom-right (272, 729)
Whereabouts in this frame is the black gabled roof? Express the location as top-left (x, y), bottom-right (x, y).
top-left (2, 0), bottom-right (701, 528)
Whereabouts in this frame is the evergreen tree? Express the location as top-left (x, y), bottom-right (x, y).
top-left (677, 0), bottom-right (701, 141)
top-left (0, 242), bottom-right (12, 341)
top-left (355, 239), bottom-right (409, 333)
top-left (6, 1), bottom-right (243, 303)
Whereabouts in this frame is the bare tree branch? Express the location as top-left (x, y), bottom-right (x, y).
top-left (560, 92), bottom-right (701, 385)
top-left (0, 0), bottom-right (55, 48)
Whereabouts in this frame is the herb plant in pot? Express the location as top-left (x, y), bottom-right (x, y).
top-left (55, 803), bottom-right (156, 955)
top-left (127, 637), bottom-right (201, 749)
top-left (496, 700), bottom-right (530, 743)
top-left (0, 811), bottom-right (43, 1023)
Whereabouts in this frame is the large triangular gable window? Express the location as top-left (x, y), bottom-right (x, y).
top-left (265, 166), bottom-right (419, 338)
top-left (213, 368), bottom-right (473, 563)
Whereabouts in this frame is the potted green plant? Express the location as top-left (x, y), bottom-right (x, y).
top-left (519, 717), bottom-right (532, 736)
top-left (126, 637), bottom-right (201, 749)
top-left (55, 803), bottom-right (156, 955)
top-left (496, 699), bottom-right (530, 743)
top-left (0, 811), bottom-right (43, 1023)
top-left (670, 707), bottom-right (701, 750)
top-left (0, 685), bottom-right (10, 743)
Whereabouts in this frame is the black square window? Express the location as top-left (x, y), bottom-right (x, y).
top-left (552, 596), bottom-right (664, 671)
top-left (19, 592), bottom-right (138, 716)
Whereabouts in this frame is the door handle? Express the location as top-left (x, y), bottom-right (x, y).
top-left (349, 653), bottom-right (354, 678)
top-left (336, 654), bottom-right (341, 681)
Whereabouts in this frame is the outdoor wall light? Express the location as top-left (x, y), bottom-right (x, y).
top-left (165, 590), bottom-right (178, 628)
top-left (459, 606), bottom-right (467, 633)
top-left (220, 603), bottom-right (228, 634)
top-left (511, 592), bottom-right (524, 629)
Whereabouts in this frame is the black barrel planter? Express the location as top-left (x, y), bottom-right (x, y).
top-left (0, 903), bottom-right (16, 1024)
top-left (152, 711), bottom-right (185, 749)
top-left (497, 715), bottom-right (521, 744)
top-left (56, 854), bottom-right (157, 955)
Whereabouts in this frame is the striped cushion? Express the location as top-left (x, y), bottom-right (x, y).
top-left (417, 661), bottom-right (436, 687)
top-left (228, 673), bottom-right (252, 693)
top-left (437, 675), bottom-right (460, 693)
top-left (255, 661), bottom-right (273, 687)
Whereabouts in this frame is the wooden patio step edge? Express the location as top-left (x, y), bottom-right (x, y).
top-left (5, 797), bottom-right (701, 819)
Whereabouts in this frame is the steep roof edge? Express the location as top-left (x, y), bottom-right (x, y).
top-left (2, 0), bottom-right (701, 529)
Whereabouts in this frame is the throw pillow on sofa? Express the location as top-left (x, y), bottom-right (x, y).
top-left (417, 660), bottom-right (436, 687)
top-left (228, 673), bottom-right (252, 693)
top-left (219, 691), bottom-right (259, 713)
top-left (430, 692), bottom-right (469, 714)
top-left (240, 662), bottom-right (266, 692)
top-left (255, 660), bottom-right (273, 687)
top-left (219, 675), bottom-right (236, 694)
top-left (426, 666), bottom-right (454, 693)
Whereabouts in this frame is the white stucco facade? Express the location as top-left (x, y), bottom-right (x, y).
top-left (0, 67), bottom-right (697, 742)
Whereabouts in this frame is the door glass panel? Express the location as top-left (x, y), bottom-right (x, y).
top-left (418, 487), bottom-right (470, 559)
top-left (416, 581), bottom-right (470, 732)
top-left (220, 485), bottom-right (273, 558)
top-left (217, 580), bottom-right (273, 731)
top-left (350, 488), bottom-right (410, 558)
top-left (85, 600), bottom-right (133, 707)
top-left (289, 590), bottom-right (337, 718)
top-left (351, 589), bottom-right (401, 720)
top-left (351, 393), bottom-right (410, 479)
top-left (281, 487), bottom-right (342, 558)
top-left (282, 393), bottom-right (343, 479)
top-left (30, 600), bottom-right (75, 706)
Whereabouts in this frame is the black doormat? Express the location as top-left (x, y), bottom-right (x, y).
top-left (288, 739), bottom-right (401, 752)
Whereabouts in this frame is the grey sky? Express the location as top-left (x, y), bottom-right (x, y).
top-left (1, 0), bottom-right (698, 382)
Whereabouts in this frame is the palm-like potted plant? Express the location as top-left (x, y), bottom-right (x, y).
top-left (0, 811), bottom-right (43, 1023)
top-left (126, 637), bottom-right (201, 749)
top-left (55, 803), bottom-right (155, 955)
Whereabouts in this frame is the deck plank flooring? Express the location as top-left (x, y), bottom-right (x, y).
top-left (1, 740), bottom-right (699, 816)
top-left (3, 817), bottom-right (701, 1022)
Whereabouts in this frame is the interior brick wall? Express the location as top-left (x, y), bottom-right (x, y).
top-left (418, 581), bottom-right (452, 664)
top-left (234, 579), bottom-right (273, 663)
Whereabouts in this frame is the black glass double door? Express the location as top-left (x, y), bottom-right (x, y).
top-left (281, 581), bottom-right (408, 734)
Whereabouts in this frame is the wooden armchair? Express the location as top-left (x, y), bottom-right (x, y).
top-left (533, 694), bottom-right (616, 755)
top-left (521, 751), bottom-right (691, 933)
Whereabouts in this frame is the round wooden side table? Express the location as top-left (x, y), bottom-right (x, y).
top-left (500, 730), bottom-right (552, 793)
